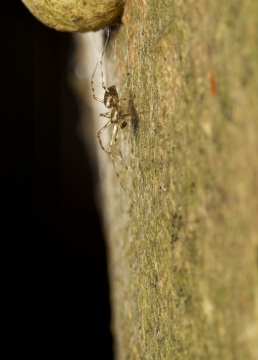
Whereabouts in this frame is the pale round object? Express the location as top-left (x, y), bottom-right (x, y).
top-left (21, 0), bottom-right (124, 32)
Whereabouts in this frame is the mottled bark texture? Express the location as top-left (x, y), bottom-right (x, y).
top-left (98, 1), bottom-right (258, 359)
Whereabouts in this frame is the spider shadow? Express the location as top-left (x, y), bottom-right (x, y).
top-left (128, 94), bottom-right (140, 138)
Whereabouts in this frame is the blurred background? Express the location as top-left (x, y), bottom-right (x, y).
top-left (1, 2), bottom-right (113, 357)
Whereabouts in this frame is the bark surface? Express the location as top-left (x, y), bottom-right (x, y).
top-left (98, 1), bottom-right (258, 359)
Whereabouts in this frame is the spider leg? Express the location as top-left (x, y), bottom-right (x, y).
top-left (121, 113), bottom-right (132, 118)
top-left (100, 112), bottom-right (112, 119)
top-left (91, 61), bottom-right (105, 103)
top-left (107, 124), bottom-right (134, 201)
top-left (97, 120), bottom-right (112, 154)
top-left (100, 29), bottom-right (110, 92)
top-left (114, 124), bottom-right (128, 170)
top-left (119, 97), bottom-right (131, 102)
top-left (121, 111), bottom-right (147, 118)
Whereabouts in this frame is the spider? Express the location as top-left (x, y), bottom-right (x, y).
top-left (91, 29), bottom-right (134, 199)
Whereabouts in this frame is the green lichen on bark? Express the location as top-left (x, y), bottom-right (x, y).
top-left (21, 0), bottom-right (124, 32)
top-left (100, 0), bottom-right (258, 359)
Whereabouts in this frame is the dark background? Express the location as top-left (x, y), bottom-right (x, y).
top-left (1, 2), bottom-right (113, 357)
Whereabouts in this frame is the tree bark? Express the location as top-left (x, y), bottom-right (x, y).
top-left (96, 0), bottom-right (258, 359)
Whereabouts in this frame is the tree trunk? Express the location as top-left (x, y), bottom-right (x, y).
top-left (84, 0), bottom-right (258, 358)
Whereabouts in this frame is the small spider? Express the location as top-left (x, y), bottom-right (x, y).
top-left (91, 29), bottom-right (134, 199)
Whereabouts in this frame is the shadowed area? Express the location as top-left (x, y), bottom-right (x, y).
top-left (1, 3), bottom-right (113, 357)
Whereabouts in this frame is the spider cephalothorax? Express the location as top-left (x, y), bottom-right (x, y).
top-left (104, 85), bottom-right (119, 108)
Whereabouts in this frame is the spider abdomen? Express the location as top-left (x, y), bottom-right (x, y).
top-left (111, 105), bottom-right (123, 123)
